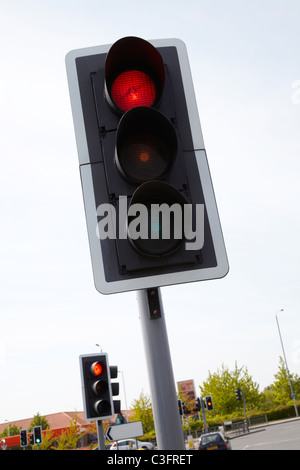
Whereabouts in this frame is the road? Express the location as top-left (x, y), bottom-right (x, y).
top-left (231, 419), bottom-right (300, 450)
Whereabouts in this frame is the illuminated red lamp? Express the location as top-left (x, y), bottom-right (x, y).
top-left (111, 70), bottom-right (156, 112)
top-left (91, 361), bottom-right (104, 376)
top-left (105, 36), bottom-right (165, 114)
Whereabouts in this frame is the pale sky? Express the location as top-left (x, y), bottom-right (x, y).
top-left (0, 0), bottom-right (300, 423)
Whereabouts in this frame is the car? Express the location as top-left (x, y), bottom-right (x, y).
top-left (198, 432), bottom-right (231, 451)
top-left (110, 439), bottom-right (155, 450)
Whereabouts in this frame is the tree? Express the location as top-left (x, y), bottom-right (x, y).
top-left (54, 412), bottom-right (85, 450)
top-left (38, 429), bottom-right (55, 450)
top-left (130, 391), bottom-right (154, 433)
top-left (261, 385), bottom-right (276, 410)
top-left (199, 363), bottom-right (261, 415)
top-left (0, 423), bottom-right (21, 438)
top-left (29, 412), bottom-right (49, 430)
top-left (270, 356), bottom-right (300, 406)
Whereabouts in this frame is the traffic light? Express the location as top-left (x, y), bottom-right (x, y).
top-left (110, 365), bottom-right (121, 414)
top-left (194, 397), bottom-right (201, 412)
top-left (178, 399), bottom-right (183, 416)
top-left (33, 426), bottom-right (42, 445)
top-left (235, 388), bottom-right (242, 401)
top-left (66, 36), bottom-right (228, 295)
top-left (20, 429), bottom-right (28, 447)
top-left (79, 353), bottom-right (119, 421)
top-left (205, 396), bottom-right (214, 411)
top-left (182, 402), bottom-right (189, 415)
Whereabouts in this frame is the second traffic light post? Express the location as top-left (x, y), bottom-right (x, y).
top-left (20, 429), bottom-right (28, 449)
top-left (200, 397), bottom-right (208, 433)
top-left (79, 353), bottom-right (120, 449)
top-left (137, 288), bottom-right (185, 450)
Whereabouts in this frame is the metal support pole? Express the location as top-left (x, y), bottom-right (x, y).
top-left (200, 397), bottom-right (208, 433)
top-left (241, 387), bottom-right (249, 432)
top-left (275, 311), bottom-right (299, 417)
top-left (137, 287), bottom-right (185, 450)
top-left (96, 420), bottom-right (106, 450)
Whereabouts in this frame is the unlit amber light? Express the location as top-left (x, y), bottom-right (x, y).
top-left (139, 152), bottom-right (150, 162)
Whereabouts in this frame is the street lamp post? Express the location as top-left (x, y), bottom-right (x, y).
top-left (118, 370), bottom-right (129, 423)
top-left (275, 309), bottom-right (299, 417)
top-left (5, 420), bottom-right (10, 437)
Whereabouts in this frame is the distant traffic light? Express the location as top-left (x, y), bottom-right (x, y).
top-left (20, 429), bottom-right (28, 447)
top-left (205, 396), bottom-right (214, 411)
top-left (178, 399), bottom-right (183, 416)
top-left (33, 426), bottom-right (42, 445)
top-left (66, 36), bottom-right (229, 294)
top-left (79, 353), bottom-right (120, 421)
top-left (235, 388), bottom-right (242, 401)
top-left (194, 397), bottom-right (201, 412)
top-left (182, 402), bottom-right (189, 415)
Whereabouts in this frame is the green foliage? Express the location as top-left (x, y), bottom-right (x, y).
top-left (0, 423), bottom-right (21, 438)
top-left (36, 411), bottom-right (86, 450)
top-left (266, 356), bottom-right (300, 406)
top-left (54, 412), bottom-right (85, 450)
top-left (264, 402), bottom-right (300, 421)
top-left (129, 356), bottom-right (299, 443)
top-left (38, 429), bottom-right (55, 450)
top-left (29, 412), bottom-right (50, 430)
top-left (130, 390), bottom-right (154, 434)
top-left (5, 356), bottom-right (297, 448)
top-left (199, 362), bottom-right (262, 415)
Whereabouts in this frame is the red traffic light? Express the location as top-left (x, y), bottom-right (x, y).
top-left (105, 36), bottom-right (165, 114)
top-left (80, 354), bottom-right (118, 421)
top-left (111, 70), bottom-right (156, 112)
top-left (66, 36), bottom-right (229, 295)
top-left (91, 361), bottom-right (105, 376)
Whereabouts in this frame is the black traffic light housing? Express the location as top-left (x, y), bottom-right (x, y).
top-left (33, 426), bottom-right (42, 445)
top-left (194, 397), bottom-right (201, 412)
top-left (66, 36), bottom-right (228, 294)
top-left (182, 402), bottom-right (189, 415)
top-left (79, 353), bottom-right (120, 421)
top-left (235, 388), bottom-right (242, 401)
top-left (20, 429), bottom-right (28, 447)
top-left (109, 364), bottom-right (121, 414)
top-left (178, 399), bottom-right (183, 416)
top-left (205, 395), bottom-right (214, 411)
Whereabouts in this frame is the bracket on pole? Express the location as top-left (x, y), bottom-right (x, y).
top-left (146, 288), bottom-right (162, 319)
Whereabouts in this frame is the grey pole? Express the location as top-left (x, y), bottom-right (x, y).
top-left (96, 420), bottom-right (106, 450)
top-left (200, 397), bottom-right (208, 433)
top-left (275, 309), bottom-right (299, 417)
top-left (137, 288), bottom-right (185, 450)
top-left (241, 387), bottom-right (249, 432)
